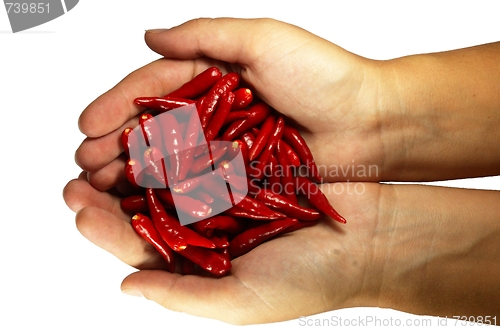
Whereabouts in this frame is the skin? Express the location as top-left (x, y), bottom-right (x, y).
top-left (63, 18), bottom-right (500, 324)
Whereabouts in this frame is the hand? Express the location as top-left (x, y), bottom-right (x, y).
top-left (75, 18), bottom-right (388, 191)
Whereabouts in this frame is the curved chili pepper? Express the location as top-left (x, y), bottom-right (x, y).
top-left (221, 102), bottom-right (270, 141)
top-left (199, 72), bottom-right (239, 130)
top-left (192, 190), bottom-right (214, 205)
top-left (294, 176), bottom-right (346, 224)
top-left (171, 175), bottom-right (204, 194)
top-left (145, 188), bottom-right (187, 251)
top-left (177, 245), bottom-right (231, 277)
top-left (124, 158), bottom-right (144, 188)
top-left (282, 140), bottom-right (301, 167)
top-left (250, 116), bottom-right (285, 180)
top-left (241, 132), bottom-right (256, 149)
top-left (172, 194), bottom-right (212, 219)
top-left (218, 160), bottom-right (247, 192)
top-left (204, 92), bottom-right (235, 142)
top-left (121, 127), bottom-right (134, 156)
top-left (178, 108), bottom-right (202, 181)
top-left (121, 195), bottom-right (148, 214)
top-left (231, 88), bottom-right (253, 110)
top-left (234, 195), bottom-right (287, 220)
top-left (275, 139), bottom-right (297, 202)
top-left (157, 112), bottom-right (183, 184)
top-left (189, 142), bottom-right (228, 175)
top-left (223, 205), bottom-right (285, 220)
top-left (166, 67), bottom-right (222, 99)
top-left (223, 110), bottom-right (250, 125)
top-left (134, 96), bottom-right (195, 113)
top-left (143, 146), bottom-right (167, 187)
top-left (248, 116), bottom-right (275, 161)
top-left (131, 213), bottom-right (176, 272)
top-left (267, 154), bottom-right (281, 191)
top-left (255, 189), bottom-right (321, 221)
top-left (228, 218), bottom-right (298, 258)
top-left (190, 215), bottom-right (243, 237)
top-left (139, 113), bottom-right (163, 149)
top-left (146, 188), bottom-right (216, 249)
top-left (282, 126), bottom-right (322, 182)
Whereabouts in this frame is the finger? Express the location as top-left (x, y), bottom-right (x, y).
top-left (76, 206), bottom-right (167, 270)
top-left (87, 155), bottom-right (127, 192)
top-left (63, 174), bottom-right (125, 217)
top-left (121, 270), bottom-right (256, 324)
top-left (78, 58), bottom-right (212, 139)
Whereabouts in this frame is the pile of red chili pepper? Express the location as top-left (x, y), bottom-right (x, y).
top-left (120, 67), bottom-right (346, 277)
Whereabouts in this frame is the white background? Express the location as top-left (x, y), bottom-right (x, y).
top-left (1, 1), bottom-right (499, 329)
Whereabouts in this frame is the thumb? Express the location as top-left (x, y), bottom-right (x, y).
top-left (121, 270), bottom-right (257, 324)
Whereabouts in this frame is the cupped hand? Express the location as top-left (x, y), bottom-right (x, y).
top-left (76, 18), bottom-right (387, 192)
top-left (63, 174), bottom-right (383, 324)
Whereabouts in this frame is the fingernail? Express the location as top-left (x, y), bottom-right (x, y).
top-left (122, 289), bottom-right (144, 298)
top-left (146, 29), bottom-right (169, 34)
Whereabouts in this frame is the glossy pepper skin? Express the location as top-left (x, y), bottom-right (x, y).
top-left (204, 92), bottom-right (235, 142)
top-left (199, 72), bottom-right (239, 130)
top-left (121, 195), bottom-right (148, 214)
top-left (231, 88), bottom-right (253, 110)
top-left (134, 96), bottom-right (195, 112)
top-left (177, 245), bottom-right (231, 277)
top-left (131, 213), bottom-right (176, 272)
top-left (222, 102), bottom-right (270, 141)
top-left (275, 139), bottom-right (297, 203)
top-left (166, 67), bottom-right (222, 99)
top-left (294, 176), bottom-right (347, 224)
top-left (228, 218), bottom-right (298, 258)
top-left (178, 108), bottom-right (201, 181)
top-left (157, 112), bottom-right (184, 184)
top-left (248, 116), bottom-right (275, 161)
top-left (255, 189), bottom-right (321, 221)
top-left (250, 116), bottom-right (285, 180)
top-left (282, 126), bottom-right (322, 182)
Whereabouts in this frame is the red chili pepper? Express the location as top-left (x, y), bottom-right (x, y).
top-left (121, 127), bottom-right (134, 156)
top-left (248, 116), bottom-right (275, 161)
top-left (231, 88), bottom-right (253, 110)
top-left (210, 232), bottom-right (229, 248)
top-left (294, 176), bottom-right (346, 224)
top-left (282, 126), bottom-right (322, 182)
top-left (217, 160), bottom-right (248, 192)
top-left (204, 92), bottom-right (235, 142)
top-left (146, 188), bottom-right (216, 249)
top-left (139, 113), bottom-right (163, 150)
top-left (250, 116), bottom-right (285, 180)
top-left (190, 215), bottom-right (243, 237)
top-left (221, 102), bottom-right (270, 141)
top-left (171, 175), bottom-right (204, 194)
top-left (199, 72), bottom-right (240, 130)
top-left (166, 67), bottom-right (222, 99)
top-left (223, 205), bottom-right (285, 220)
top-left (223, 110), bottom-right (250, 125)
top-left (177, 245), bottom-right (231, 277)
top-left (275, 139), bottom-right (297, 203)
top-left (267, 154), bottom-right (281, 191)
top-left (145, 188), bottom-right (188, 251)
top-left (192, 190), bottom-right (214, 205)
top-left (155, 188), bottom-right (175, 207)
top-left (134, 96), bottom-right (195, 112)
top-left (251, 127), bottom-right (260, 137)
top-left (171, 194), bottom-right (212, 219)
top-left (234, 195), bottom-right (287, 220)
top-left (178, 108), bottom-right (201, 181)
top-left (282, 140), bottom-right (301, 167)
top-left (143, 147), bottom-right (167, 187)
top-left (121, 195), bottom-right (148, 214)
top-left (189, 142), bottom-right (228, 175)
top-left (241, 132), bottom-right (256, 149)
top-left (124, 158), bottom-right (144, 188)
top-left (131, 213), bottom-right (176, 272)
top-left (255, 189), bottom-right (321, 221)
top-left (228, 218), bottom-right (298, 258)
top-left (157, 112), bottom-right (184, 184)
